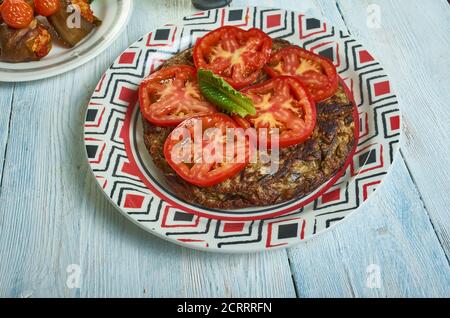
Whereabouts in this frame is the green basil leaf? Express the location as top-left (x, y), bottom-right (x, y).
top-left (198, 69), bottom-right (256, 117)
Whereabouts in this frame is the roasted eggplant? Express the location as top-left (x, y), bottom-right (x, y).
top-left (48, 0), bottom-right (100, 47)
top-left (0, 19), bottom-right (52, 62)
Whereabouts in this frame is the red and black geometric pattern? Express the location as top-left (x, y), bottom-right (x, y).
top-left (84, 7), bottom-right (401, 253)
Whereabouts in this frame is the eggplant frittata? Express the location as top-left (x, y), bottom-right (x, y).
top-left (141, 39), bottom-right (356, 209)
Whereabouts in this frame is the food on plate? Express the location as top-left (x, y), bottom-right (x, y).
top-left (0, 0), bottom-right (100, 62)
top-left (48, 0), bottom-right (100, 47)
top-left (0, 19), bottom-right (51, 62)
top-left (139, 29), bottom-right (357, 209)
top-left (265, 46), bottom-right (339, 102)
top-left (193, 26), bottom-right (272, 89)
top-left (164, 113), bottom-right (250, 187)
top-left (139, 65), bottom-right (217, 127)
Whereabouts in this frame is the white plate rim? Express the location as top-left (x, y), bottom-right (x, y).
top-left (0, 0), bottom-right (134, 82)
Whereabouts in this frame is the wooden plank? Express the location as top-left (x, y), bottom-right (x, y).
top-left (79, 206), bottom-right (296, 297)
top-left (333, 0), bottom-right (450, 259)
top-left (1, 0), bottom-right (447, 298)
top-left (0, 83), bottom-right (14, 186)
top-left (76, 0), bottom-right (295, 298)
top-left (0, 0), bottom-right (296, 298)
top-left (288, 158), bottom-right (450, 297)
top-left (0, 21), bottom-right (131, 298)
top-left (266, 0), bottom-right (450, 297)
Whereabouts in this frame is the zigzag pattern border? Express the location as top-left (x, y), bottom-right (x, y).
top-left (84, 7), bottom-right (401, 252)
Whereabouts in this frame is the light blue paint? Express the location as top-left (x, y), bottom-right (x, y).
top-left (0, 0), bottom-right (449, 298)
top-left (0, 83), bottom-right (14, 184)
top-left (289, 158), bottom-right (450, 297)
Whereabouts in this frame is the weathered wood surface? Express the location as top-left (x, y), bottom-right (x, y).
top-left (0, 0), bottom-right (448, 298)
top-left (0, 83), bottom-right (14, 186)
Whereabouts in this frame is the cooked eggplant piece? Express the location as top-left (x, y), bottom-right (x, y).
top-left (48, 0), bottom-right (101, 47)
top-left (0, 19), bottom-right (52, 63)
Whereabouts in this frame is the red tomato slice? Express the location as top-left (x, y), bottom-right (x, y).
top-left (242, 76), bottom-right (316, 148)
top-left (193, 26), bottom-right (272, 89)
top-left (139, 65), bottom-right (217, 126)
top-left (164, 114), bottom-right (249, 187)
top-left (264, 47), bottom-right (339, 102)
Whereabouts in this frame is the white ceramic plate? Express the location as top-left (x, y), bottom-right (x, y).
top-left (0, 0), bottom-right (133, 82)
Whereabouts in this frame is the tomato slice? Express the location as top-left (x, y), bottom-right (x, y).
top-left (193, 26), bottom-right (272, 89)
top-left (1, 0), bottom-right (34, 29)
top-left (264, 47), bottom-right (339, 102)
top-left (164, 114), bottom-right (249, 187)
top-left (139, 65), bottom-right (217, 126)
top-left (242, 76), bottom-right (316, 148)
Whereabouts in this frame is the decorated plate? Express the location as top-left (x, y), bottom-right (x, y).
top-left (0, 0), bottom-right (133, 82)
top-left (84, 7), bottom-right (401, 252)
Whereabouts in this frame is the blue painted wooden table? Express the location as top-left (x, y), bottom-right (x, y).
top-left (0, 0), bottom-right (449, 298)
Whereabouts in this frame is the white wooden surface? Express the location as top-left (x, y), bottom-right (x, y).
top-left (0, 0), bottom-right (449, 298)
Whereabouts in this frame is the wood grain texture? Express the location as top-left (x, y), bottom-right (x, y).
top-left (334, 0), bottom-right (450, 259)
top-left (0, 0), bottom-right (296, 298)
top-left (0, 0), bottom-right (449, 298)
top-left (76, 0), bottom-right (295, 298)
top-left (0, 83), bottom-right (14, 186)
top-left (265, 0), bottom-right (450, 297)
top-left (288, 158), bottom-right (450, 297)
top-left (0, 5), bottom-right (135, 295)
